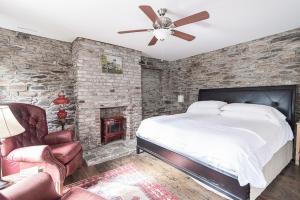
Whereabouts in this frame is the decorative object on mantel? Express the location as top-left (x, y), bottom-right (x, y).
top-left (101, 54), bottom-right (123, 74)
top-left (53, 91), bottom-right (70, 130)
top-left (0, 106), bottom-right (25, 189)
top-left (101, 116), bottom-right (126, 145)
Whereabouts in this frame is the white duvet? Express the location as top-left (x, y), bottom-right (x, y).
top-left (136, 113), bottom-right (293, 188)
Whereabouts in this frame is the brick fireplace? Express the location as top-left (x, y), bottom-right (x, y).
top-left (72, 37), bottom-right (142, 165)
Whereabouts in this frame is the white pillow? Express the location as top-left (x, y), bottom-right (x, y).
top-left (188, 101), bottom-right (227, 110)
top-left (221, 110), bottom-right (274, 122)
top-left (221, 103), bottom-right (286, 122)
top-left (187, 108), bottom-right (221, 115)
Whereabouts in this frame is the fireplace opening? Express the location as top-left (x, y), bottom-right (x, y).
top-left (100, 107), bottom-right (126, 145)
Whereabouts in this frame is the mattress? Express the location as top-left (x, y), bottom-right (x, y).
top-left (250, 140), bottom-right (292, 199)
top-left (136, 113), bottom-right (294, 188)
top-left (193, 141), bottom-right (293, 200)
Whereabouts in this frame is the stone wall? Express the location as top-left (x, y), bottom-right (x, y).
top-left (72, 38), bottom-right (142, 150)
top-left (170, 28), bottom-right (300, 121)
top-left (0, 28), bottom-right (75, 131)
top-left (0, 27), bottom-right (142, 152)
top-left (141, 57), bottom-right (170, 118)
top-left (141, 28), bottom-right (300, 121)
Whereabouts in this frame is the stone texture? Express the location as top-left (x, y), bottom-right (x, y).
top-left (100, 106), bottom-right (126, 118)
top-left (83, 139), bottom-right (136, 166)
top-left (141, 57), bottom-right (186, 119)
top-left (0, 27), bottom-right (142, 163)
top-left (142, 28), bottom-right (300, 122)
top-left (72, 38), bottom-right (142, 150)
top-left (0, 28), bottom-right (75, 131)
top-left (141, 57), bottom-right (175, 119)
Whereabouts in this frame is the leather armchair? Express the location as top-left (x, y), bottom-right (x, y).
top-left (0, 172), bottom-right (104, 200)
top-left (0, 103), bottom-right (83, 193)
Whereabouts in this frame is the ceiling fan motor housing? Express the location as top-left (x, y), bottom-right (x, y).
top-left (154, 16), bottom-right (173, 29)
top-left (154, 8), bottom-right (173, 29)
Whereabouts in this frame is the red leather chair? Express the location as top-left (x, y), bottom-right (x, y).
top-left (0, 172), bottom-right (105, 200)
top-left (0, 103), bottom-right (83, 193)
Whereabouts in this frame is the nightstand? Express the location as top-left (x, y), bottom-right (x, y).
top-left (296, 122), bottom-right (300, 165)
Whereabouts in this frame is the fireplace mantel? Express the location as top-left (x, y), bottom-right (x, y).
top-left (99, 105), bottom-right (129, 109)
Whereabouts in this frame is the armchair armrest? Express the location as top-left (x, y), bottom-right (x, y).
top-left (6, 145), bottom-right (67, 194)
top-left (44, 130), bottom-right (74, 145)
top-left (0, 137), bottom-right (16, 157)
top-left (0, 172), bottom-right (60, 200)
top-left (7, 145), bottom-right (52, 163)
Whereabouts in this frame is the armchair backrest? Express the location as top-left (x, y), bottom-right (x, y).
top-left (1, 103), bottom-right (49, 156)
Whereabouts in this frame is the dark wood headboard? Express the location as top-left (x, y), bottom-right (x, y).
top-left (198, 85), bottom-right (296, 130)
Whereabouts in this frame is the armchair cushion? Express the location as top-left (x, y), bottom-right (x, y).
top-left (50, 141), bottom-right (82, 164)
top-left (44, 130), bottom-right (74, 145)
top-left (61, 187), bottom-right (105, 200)
top-left (0, 172), bottom-right (60, 200)
top-left (7, 145), bottom-right (52, 163)
top-left (0, 172), bottom-right (105, 200)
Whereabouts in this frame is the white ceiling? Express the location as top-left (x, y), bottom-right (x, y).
top-left (0, 0), bottom-right (300, 61)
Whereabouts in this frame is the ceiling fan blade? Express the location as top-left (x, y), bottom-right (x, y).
top-left (118, 29), bottom-right (152, 34)
top-left (139, 5), bottom-right (159, 24)
top-left (173, 11), bottom-right (209, 27)
top-left (148, 36), bottom-right (158, 46)
top-left (172, 30), bottom-right (195, 41)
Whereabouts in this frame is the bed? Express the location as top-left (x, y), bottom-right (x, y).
top-left (136, 85), bottom-right (296, 200)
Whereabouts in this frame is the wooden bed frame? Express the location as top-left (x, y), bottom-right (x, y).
top-left (136, 85), bottom-right (296, 200)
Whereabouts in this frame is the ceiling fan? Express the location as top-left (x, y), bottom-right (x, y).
top-left (118, 5), bottom-right (209, 46)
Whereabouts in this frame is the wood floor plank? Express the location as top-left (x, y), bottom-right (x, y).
top-left (65, 153), bottom-right (300, 200)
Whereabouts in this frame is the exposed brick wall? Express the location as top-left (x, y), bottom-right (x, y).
top-left (0, 28), bottom-right (75, 131)
top-left (171, 28), bottom-right (300, 121)
top-left (72, 38), bottom-right (142, 150)
top-left (0, 27), bottom-right (142, 151)
top-left (141, 57), bottom-right (170, 118)
top-left (142, 28), bottom-right (300, 121)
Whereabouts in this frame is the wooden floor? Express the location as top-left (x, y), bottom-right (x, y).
top-left (66, 153), bottom-right (300, 200)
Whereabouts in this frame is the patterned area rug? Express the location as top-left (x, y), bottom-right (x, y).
top-left (65, 164), bottom-right (178, 200)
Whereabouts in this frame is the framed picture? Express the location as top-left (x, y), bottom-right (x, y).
top-left (101, 54), bottom-right (123, 74)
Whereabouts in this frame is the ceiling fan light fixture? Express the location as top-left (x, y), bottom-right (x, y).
top-left (153, 28), bottom-right (172, 41)
top-left (118, 5), bottom-right (209, 46)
